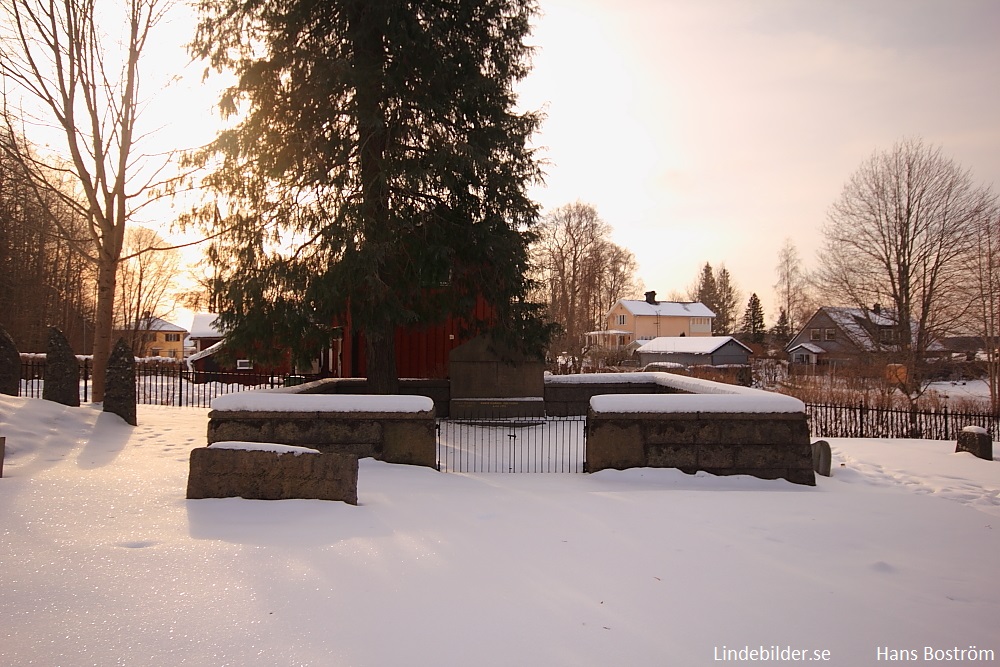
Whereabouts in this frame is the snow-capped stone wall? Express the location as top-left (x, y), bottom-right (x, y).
top-left (207, 394), bottom-right (437, 468)
top-left (580, 376), bottom-right (814, 485)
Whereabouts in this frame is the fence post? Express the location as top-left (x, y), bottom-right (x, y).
top-left (82, 358), bottom-right (90, 403)
top-left (944, 406), bottom-right (949, 441)
top-left (179, 365), bottom-right (185, 407)
top-left (859, 402), bottom-right (866, 439)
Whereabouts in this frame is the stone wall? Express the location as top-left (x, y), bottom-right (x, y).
top-left (544, 372), bottom-right (763, 416)
top-left (281, 377), bottom-right (452, 416)
top-left (586, 394), bottom-right (815, 486)
top-left (544, 379), bottom-right (673, 416)
top-left (186, 445), bottom-right (358, 503)
top-left (207, 399), bottom-right (437, 468)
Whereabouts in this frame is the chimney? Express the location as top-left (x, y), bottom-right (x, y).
top-left (644, 290), bottom-right (657, 305)
top-left (873, 303), bottom-right (881, 315)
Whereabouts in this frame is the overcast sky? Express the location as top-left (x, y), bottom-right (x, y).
top-left (150, 0), bottom-right (1000, 324)
top-left (515, 0), bottom-right (1000, 319)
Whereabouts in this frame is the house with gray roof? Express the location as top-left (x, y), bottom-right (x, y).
top-left (636, 335), bottom-right (752, 368)
top-left (785, 306), bottom-right (941, 371)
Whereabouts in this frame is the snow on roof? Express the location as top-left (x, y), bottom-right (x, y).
top-left (128, 316), bottom-right (186, 332)
top-left (186, 340), bottom-right (223, 368)
top-left (822, 307), bottom-right (940, 351)
top-left (586, 329), bottom-right (632, 336)
top-left (616, 300), bottom-right (716, 318)
top-left (211, 393), bottom-right (435, 413)
top-left (788, 342), bottom-right (826, 354)
top-left (822, 307), bottom-right (885, 351)
top-left (189, 313), bottom-right (223, 339)
top-left (636, 336), bottom-right (751, 355)
top-left (208, 441), bottom-right (321, 455)
top-left (591, 393), bottom-right (805, 414)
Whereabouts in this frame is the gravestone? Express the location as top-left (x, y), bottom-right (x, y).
top-left (0, 326), bottom-right (19, 396)
top-left (42, 327), bottom-right (79, 407)
top-left (811, 439), bottom-right (832, 477)
top-left (448, 334), bottom-right (545, 418)
top-left (103, 338), bottom-right (137, 425)
top-left (955, 427), bottom-right (993, 461)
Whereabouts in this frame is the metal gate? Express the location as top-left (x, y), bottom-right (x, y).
top-left (436, 415), bottom-right (586, 473)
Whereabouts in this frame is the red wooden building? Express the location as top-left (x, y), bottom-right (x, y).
top-left (336, 295), bottom-right (494, 379)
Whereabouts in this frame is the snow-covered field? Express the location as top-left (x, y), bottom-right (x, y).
top-left (1, 394), bottom-right (998, 666)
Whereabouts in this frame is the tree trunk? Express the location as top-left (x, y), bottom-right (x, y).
top-left (91, 259), bottom-right (117, 402)
top-left (349, 0), bottom-right (395, 394)
top-left (365, 324), bottom-right (398, 395)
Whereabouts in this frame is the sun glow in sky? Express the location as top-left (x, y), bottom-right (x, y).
top-left (140, 0), bottom-right (1000, 323)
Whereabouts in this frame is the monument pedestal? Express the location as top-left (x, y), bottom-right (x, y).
top-left (450, 397), bottom-right (545, 420)
top-left (448, 335), bottom-right (545, 419)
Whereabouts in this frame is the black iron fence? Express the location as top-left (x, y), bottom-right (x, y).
top-left (19, 358), bottom-right (298, 408)
top-left (15, 358), bottom-right (1000, 442)
top-left (806, 402), bottom-right (1000, 440)
top-left (436, 415), bottom-right (587, 473)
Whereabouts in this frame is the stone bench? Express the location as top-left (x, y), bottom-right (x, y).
top-left (586, 393), bottom-right (815, 485)
top-left (186, 442), bottom-right (359, 503)
top-left (207, 394), bottom-right (437, 468)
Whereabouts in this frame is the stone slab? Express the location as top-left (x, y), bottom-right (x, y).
top-left (186, 446), bottom-right (358, 503)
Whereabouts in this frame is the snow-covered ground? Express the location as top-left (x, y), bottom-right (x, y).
top-left (1, 395), bottom-right (998, 666)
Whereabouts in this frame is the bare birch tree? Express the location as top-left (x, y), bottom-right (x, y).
top-left (966, 210), bottom-right (1000, 413)
top-left (530, 202), bottom-right (640, 369)
top-left (114, 226), bottom-right (180, 353)
top-left (0, 0), bottom-right (168, 400)
top-left (815, 138), bottom-right (995, 404)
top-left (773, 238), bottom-right (812, 335)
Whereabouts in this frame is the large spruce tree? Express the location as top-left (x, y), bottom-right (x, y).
top-left (740, 293), bottom-right (766, 345)
top-left (188, 0), bottom-right (548, 392)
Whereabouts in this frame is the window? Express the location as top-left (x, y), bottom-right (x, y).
top-left (616, 314), bottom-right (626, 326)
top-left (825, 329), bottom-right (836, 341)
top-left (165, 333), bottom-right (181, 342)
top-left (879, 328), bottom-right (899, 343)
top-left (236, 359), bottom-right (253, 370)
top-left (810, 329), bottom-right (821, 341)
top-left (167, 350), bottom-right (177, 358)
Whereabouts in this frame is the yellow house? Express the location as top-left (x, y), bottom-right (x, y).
top-left (114, 316), bottom-right (188, 360)
top-left (590, 291), bottom-right (715, 349)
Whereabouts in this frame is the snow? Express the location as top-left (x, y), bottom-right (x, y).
top-left (616, 299), bottom-right (716, 318)
top-left (635, 335), bottom-right (749, 355)
top-left (544, 371), bottom-right (756, 395)
top-left (210, 393), bottom-right (435, 413)
top-left (590, 393), bottom-right (805, 414)
top-left (208, 441), bottom-right (321, 455)
top-left (2, 394), bottom-right (999, 666)
top-left (185, 339), bottom-right (222, 366)
top-left (545, 371), bottom-right (659, 384)
top-left (962, 425), bottom-right (990, 435)
top-left (188, 312), bottom-right (223, 339)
